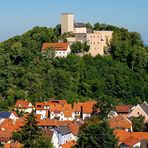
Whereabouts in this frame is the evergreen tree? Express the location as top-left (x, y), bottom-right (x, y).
top-left (12, 111), bottom-right (41, 148)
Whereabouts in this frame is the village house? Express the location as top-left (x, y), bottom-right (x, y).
top-left (108, 115), bottom-right (133, 132)
top-left (0, 112), bottom-right (18, 124)
top-left (114, 130), bottom-right (148, 148)
top-left (52, 126), bottom-right (73, 148)
top-left (14, 99), bottom-right (34, 113)
top-left (41, 43), bottom-right (71, 58)
top-left (36, 100), bottom-right (97, 121)
top-left (128, 101), bottom-right (148, 122)
top-left (114, 104), bottom-right (133, 118)
top-left (72, 100), bottom-right (97, 120)
top-left (35, 100), bottom-right (74, 121)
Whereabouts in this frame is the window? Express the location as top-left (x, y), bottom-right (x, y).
top-left (93, 42), bottom-right (95, 44)
top-left (37, 105), bottom-right (42, 108)
top-left (98, 42), bottom-right (99, 44)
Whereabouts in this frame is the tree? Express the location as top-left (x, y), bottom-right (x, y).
top-left (76, 120), bottom-right (117, 148)
top-left (71, 42), bottom-right (90, 54)
top-left (12, 111), bottom-right (41, 148)
top-left (131, 115), bottom-right (146, 132)
top-left (33, 136), bottom-right (53, 148)
top-left (95, 97), bottom-right (115, 120)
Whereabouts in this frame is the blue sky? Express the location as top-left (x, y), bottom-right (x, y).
top-left (0, 0), bottom-right (148, 43)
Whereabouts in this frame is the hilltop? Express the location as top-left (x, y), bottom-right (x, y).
top-left (0, 23), bottom-right (148, 110)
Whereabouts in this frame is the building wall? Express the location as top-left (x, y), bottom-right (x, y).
top-left (128, 105), bottom-right (148, 122)
top-left (74, 27), bottom-right (87, 34)
top-left (52, 132), bottom-right (59, 148)
top-left (55, 45), bottom-right (71, 58)
top-left (36, 110), bottom-right (46, 119)
top-left (87, 31), bottom-right (113, 56)
top-left (83, 113), bottom-right (91, 120)
top-left (75, 33), bottom-right (87, 43)
top-left (9, 113), bottom-right (18, 120)
top-left (55, 131), bottom-right (72, 145)
top-left (61, 13), bottom-right (74, 35)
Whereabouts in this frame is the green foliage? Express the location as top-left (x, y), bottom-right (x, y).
top-left (0, 24), bottom-right (148, 111)
top-left (71, 42), bottom-right (90, 53)
top-left (12, 111), bottom-right (41, 148)
top-left (76, 120), bottom-right (117, 148)
top-left (33, 136), bottom-right (53, 148)
top-left (95, 97), bottom-right (115, 120)
top-left (131, 115), bottom-right (146, 132)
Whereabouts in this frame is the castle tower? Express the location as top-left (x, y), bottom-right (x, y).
top-left (61, 13), bottom-right (74, 35)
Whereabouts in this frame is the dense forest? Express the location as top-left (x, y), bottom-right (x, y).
top-left (0, 23), bottom-right (148, 110)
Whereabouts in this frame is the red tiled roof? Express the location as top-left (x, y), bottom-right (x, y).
top-left (108, 116), bottom-right (132, 129)
top-left (114, 130), bottom-right (148, 142)
top-left (67, 122), bottom-right (79, 136)
top-left (15, 100), bottom-right (33, 109)
top-left (73, 101), bottom-right (97, 114)
top-left (35, 100), bottom-right (67, 110)
top-left (42, 43), bottom-right (69, 51)
top-left (122, 137), bottom-right (140, 147)
top-left (0, 130), bottom-right (12, 142)
top-left (61, 140), bottom-right (76, 148)
top-left (37, 119), bottom-right (72, 127)
top-left (63, 104), bottom-right (73, 117)
top-left (4, 142), bottom-right (22, 148)
top-left (115, 105), bottom-right (133, 113)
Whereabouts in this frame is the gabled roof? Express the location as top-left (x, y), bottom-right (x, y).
top-left (41, 43), bottom-right (69, 51)
top-left (140, 102), bottom-right (148, 115)
top-left (108, 116), bottom-right (132, 129)
top-left (0, 112), bottom-right (11, 119)
top-left (115, 105), bottom-right (133, 113)
top-left (67, 122), bottom-right (79, 136)
top-left (15, 100), bottom-right (32, 109)
top-left (54, 126), bottom-right (71, 135)
top-left (73, 101), bottom-right (96, 114)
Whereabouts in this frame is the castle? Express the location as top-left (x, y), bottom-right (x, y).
top-left (61, 13), bottom-right (113, 56)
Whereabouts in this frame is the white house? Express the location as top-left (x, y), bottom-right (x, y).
top-left (53, 126), bottom-right (72, 147)
top-left (14, 100), bottom-right (34, 113)
top-left (41, 43), bottom-right (71, 58)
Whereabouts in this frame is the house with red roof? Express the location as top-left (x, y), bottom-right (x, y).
top-left (41, 42), bottom-right (71, 58)
top-left (35, 100), bottom-right (74, 120)
top-left (114, 130), bottom-right (148, 148)
top-left (36, 100), bottom-right (97, 121)
top-left (72, 101), bottom-right (97, 120)
top-left (14, 100), bottom-right (34, 113)
top-left (108, 115), bottom-right (133, 132)
top-left (115, 104), bottom-right (133, 118)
